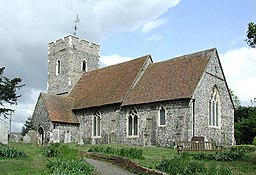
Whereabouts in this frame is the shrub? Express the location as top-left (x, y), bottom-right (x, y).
top-left (208, 164), bottom-right (232, 175)
top-left (231, 144), bottom-right (256, 153)
top-left (42, 143), bottom-right (78, 159)
top-left (156, 156), bottom-right (232, 175)
top-left (88, 146), bottom-right (144, 159)
top-left (42, 143), bottom-right (61, 157)
top-left (47, 158), bottom-right (94, 175)
top-left (192, 149), bottom-right (248, 162)
top-left (155, 157), bottom-right (206, 175)
top-left (253, 137), bottom-right (256, 146)
top-left (0, 146), bottom-right (26, 158)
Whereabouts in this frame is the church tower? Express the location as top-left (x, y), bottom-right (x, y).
top-left (47, 35), bottom-right (100, 95)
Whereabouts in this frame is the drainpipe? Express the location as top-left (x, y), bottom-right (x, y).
top-left (192, 99), bottom-right (195, 138)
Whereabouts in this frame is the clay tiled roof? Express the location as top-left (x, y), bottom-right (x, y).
top-left (70, 55), bottom-right (150, 110)
top-left (122, 49), bottom-right (215, 106)
top-left (41, 93), bottom-right (79, 124)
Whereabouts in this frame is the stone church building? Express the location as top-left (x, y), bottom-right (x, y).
top-left (32, 35), bottom-right (235, 147)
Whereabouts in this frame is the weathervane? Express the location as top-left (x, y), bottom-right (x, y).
top-left (73, 15), bottom-right (80, 35)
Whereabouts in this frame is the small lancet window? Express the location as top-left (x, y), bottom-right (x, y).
top-left (56, 60), bottom-right (61, 75)
top-left (159, 107), bottom-right (166, 126)
top-left (127, 108), bottom-right (139, 136)
top-left (92, 111), bottom-right (101, 137)
top-left (209, 86), bottom-right (220, 127)
top-left (82, 60), bottom-right (87, 72)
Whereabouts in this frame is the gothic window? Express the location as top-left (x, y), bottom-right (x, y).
top-left (92, 111), bottom-right (101, 137)
top-left (209, 86), bottom-right (220, 127)
top-left (56, 60), bottom-right (61, 75)
top-left (159, 107), bottom-right (166, 126)
top-left (127, 108), bottom-right (139, 137)
top-left (82, 60), bottom-right (87, 72)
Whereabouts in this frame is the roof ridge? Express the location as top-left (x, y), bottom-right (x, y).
top-left (154, 48), bottom-right (216, 65)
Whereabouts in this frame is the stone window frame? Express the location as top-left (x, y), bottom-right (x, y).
top-left (158, 106), bottom-right (166, 127)
top-left (209, 85), bottom-right (221, 128)
top-left (56, 59), bottom-right (61, 75)
top-left (81, 59), bottom-right (87, 72)
top-left (92, 111), bottom-right (101, 138)
top-left (126, 108), bottom-right (140, 138)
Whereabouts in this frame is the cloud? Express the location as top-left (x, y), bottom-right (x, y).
top-left (220, 47), bottom-right (256, 106)
top-left (146, 34), bottom-right (163, 41)
top-left (0, 0), bottom-right (180, 131)
top-left (100, 54), bottom-right (134, 66)
top-left (141, 18), bottom-right (169, 33)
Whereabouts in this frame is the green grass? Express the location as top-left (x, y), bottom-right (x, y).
top-left (0, 142), bottom-right (48, 175)
top-left (79, 144), bottom-right (256, 174)
top-left (1, 143), bottom-right (256, 175)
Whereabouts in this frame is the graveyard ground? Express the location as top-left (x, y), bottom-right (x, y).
top-left (1, 142), bottom-right (256, 175)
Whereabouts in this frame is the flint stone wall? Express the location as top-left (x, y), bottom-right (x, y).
top-left (191, 54), bottom-right (235, 146)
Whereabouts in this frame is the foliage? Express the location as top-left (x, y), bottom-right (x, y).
top-left (253, 136), bottom-right (256, 146)
top-left (42, 143), bottom-right (78, 160)
top-left (21, 116), bottom-right (34, 136)
top-left (88, 145), bottom-right (144, 159)
top-left (42, 143), bottom-right (93, 175)
top-left (0, 67), bottom-right (24, 117)
top-left (235, 106), bottom-right (256, 144)
top-left (155, 156), bottom-right (231, 175)
top-left (230, 89), bottom-right (241, 109)
top-left (192, 150), bottom-right (248, 162)
top-left (245, 22), bottom-right (256, 48)
top-left (47, 158), bottom-right (94, 175)
top-left (231, 145), bottom-right (256, 153)
top-left (0, 145), bottom-right (26, 158)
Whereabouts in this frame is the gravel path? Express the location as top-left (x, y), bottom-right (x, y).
top-left (86, 158), bottom-right (137, 175)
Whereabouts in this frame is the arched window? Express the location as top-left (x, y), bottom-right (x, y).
top-left (92, 111), bottom-right (101, 137)
top-left (127, 108), bottom-right (139, 137)
top-left (209, 86), bottom-right (220, 127)
top-left (56, 60), bottom-right (61, 75)
top-left (159, 107), bottom-right (166, 126)
top-left (81, 60), bottom-right (87, 72)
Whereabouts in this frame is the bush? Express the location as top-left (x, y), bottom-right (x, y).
top-left (231, 145), bottom-right (256, 153)
top-left (253, 137), bottom-right (256, 146)
top-left (155, 156), bottom-right (231, 175)
top-left (42, 143), bottom-right (61, 157)
top-left (88, 146), bottom-right (144, 159)
top-left (192, 149), bottom-right (248, 162)
top-left (47, 158), bottom-right (94, 175)
top-left (42, 143), bottom-right (78, 159)
top-left (0, 146), bottom-right (26, 158)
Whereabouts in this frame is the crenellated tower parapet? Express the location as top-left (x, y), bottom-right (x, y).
top-left (48, 35), bottom-right (100, 56)
top-left (47, 35), bottom-right (100, 95)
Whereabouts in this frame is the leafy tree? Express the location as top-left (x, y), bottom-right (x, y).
top-left (245, 22), bottom-right (256, 48)
top-left (230, 89), bottom-right (241, 110)
top-left (0, 67), bottom-right (24, 118)
top-left (235, 106), bottom-right (256, 144)
top-left (21, 116), bottom-right (34, 136)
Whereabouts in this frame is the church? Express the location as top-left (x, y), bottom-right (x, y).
top-left (31, 35), bottom-right (235, 147)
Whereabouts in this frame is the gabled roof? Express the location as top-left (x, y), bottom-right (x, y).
top-left (40, 93), bottom-right (79, 124)
top-left (122, 48), bottom-right (215, 106)
top-left (70, 55), bottom-right (151, 110)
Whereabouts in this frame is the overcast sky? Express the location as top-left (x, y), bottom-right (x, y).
top-left (1, 0), bottom-right (256, 132)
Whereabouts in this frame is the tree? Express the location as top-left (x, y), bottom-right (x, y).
top-left (21, 116), bottom-right (34, 136)
top-left (235, 106), bottom-right (256, 144)
top-left (0, 67), bottom-right (24, 118)
top-left (230, 89), bottom-right (241, 110)
top-left (245, 22), bottom-right (256, 48)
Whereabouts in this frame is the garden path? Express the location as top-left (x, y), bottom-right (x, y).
top-left (86, 158), bottom-right (137, 175)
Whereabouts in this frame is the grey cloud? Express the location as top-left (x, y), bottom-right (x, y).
top-left (0, 0), bottom-right (180, 131)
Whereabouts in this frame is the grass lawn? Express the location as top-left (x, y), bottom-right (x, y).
top-left (0, 142), bottom-right (48, 175)
top-left (79, 144), bottom-right (256, 175)
top-left (1, 143), bottom-right (256, 175)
